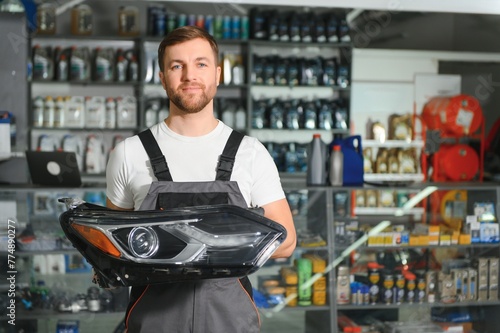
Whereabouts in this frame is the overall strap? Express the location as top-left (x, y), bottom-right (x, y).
top-left (138, 129), bottom-right (173, 181)
top-left (216, 130), bottom-right (245, 181)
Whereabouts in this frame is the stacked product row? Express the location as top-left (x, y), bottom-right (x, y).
top-left (32, 95), bottom-right (137, 129)
top-left (252, 55), bottom-right (350, 87)
top-left (32, 45), bottom-right (139, 83)
top-left (147, 6), bottom-right (249, 40)
top-left (253, 98), bottom-right (348, 130)
top-left (336, 256), bottom-right (499, 306)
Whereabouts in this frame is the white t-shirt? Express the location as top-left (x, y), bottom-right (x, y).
top-left (106, 121), bottom-right (285, 210)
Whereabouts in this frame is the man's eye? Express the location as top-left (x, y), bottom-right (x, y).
top-left (172, 65), bottom-right (182, 70)
top-left (198, 63), bottom-right (207, 68)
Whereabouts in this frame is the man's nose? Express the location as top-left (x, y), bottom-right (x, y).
top-left (181, 65), bottom-right (196, 81)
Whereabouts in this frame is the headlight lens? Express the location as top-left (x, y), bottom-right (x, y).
top-left (128, 227), bottom-right (159, 258)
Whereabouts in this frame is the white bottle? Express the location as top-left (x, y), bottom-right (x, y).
top-left (105, 97), bottom-right (116, 129)
top-left (54, 96), bottom-right (65, 127)
top-left (32, 96), bottom-right (44, 127)
top-left (235, 104), bottom-right (246, 129)
top-left (222, 106), bottom-right (235, 128)
top-left (116, 55), bottom-right (128, 82)
top-left (145, 102), bottom-right (159, 127)
top-left (329, 144), bottom-right (344, 186)
top-left (43, 96), bottom-right (55, 127)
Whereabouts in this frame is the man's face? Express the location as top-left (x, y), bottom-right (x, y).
top-left (159, 38), bottom-right (221, 114)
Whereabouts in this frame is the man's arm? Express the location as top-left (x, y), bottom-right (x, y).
top-left (106, 198), bottom-right (134, 211)
top-left (261, 198), bottom-right (296, 258)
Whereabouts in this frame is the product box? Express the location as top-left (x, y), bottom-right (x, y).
top-left (459, 234), bottom-right (471, 245)
top-left (450, 269), bottom-right (465, 302)
top-left (480, 223), bottom-right (499, 243)
top-left (85, 96), bottom-right (105, 128)
top-left (488, 258), bottom-right (499, 300)
top-left (477, 258), bottom-right (489, 301)
top-left (438, 271), bottom-right (456, 303)
top-left (467, 268), bottom-right (477, 301)
top-left (466, 215), bottom-right (481, 243)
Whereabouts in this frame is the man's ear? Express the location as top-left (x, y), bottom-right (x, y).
top-left (216, 66), bottom-right (221, 86)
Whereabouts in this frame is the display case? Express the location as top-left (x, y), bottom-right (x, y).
top-left (1, 182), bottom-right (499, 333)
top-left (250, 182), bottom-right (500, 333)
top-left (0, 186), bottom-right (127, 333)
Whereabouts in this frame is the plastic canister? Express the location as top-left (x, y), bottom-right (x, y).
top-left (332, 135), bottom-right (364, 186)
top-left (71, 4), bottom-right (93, 35)
top-left (306, 134), bottom-right (327, 186)
top-left (36, 3), bottom-right (56, 35)
top-left (118, 6), bottom-right (139, 36)
top-left (329, 144), bottom-right (343, 186)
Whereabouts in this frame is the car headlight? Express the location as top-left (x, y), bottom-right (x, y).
top-left (59, 198), bottom-right (287, 288)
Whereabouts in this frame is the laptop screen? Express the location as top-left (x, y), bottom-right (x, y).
top-left (25, 151), bottom-right (82, 187)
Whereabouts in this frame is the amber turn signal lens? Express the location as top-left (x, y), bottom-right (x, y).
top-left (72, 223), bottom-right (121, 258)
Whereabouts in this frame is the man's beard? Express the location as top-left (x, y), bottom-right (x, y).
top-left (167, 83), bottom-right (215, 114)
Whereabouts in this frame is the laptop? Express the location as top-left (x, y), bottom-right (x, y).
top-left (26, 151), bottom-right (82, 187)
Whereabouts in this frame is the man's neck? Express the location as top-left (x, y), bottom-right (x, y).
top-left (165, 109), bottom-right (219, 137)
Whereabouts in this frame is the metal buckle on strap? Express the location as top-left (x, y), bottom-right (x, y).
top-left (217, 154), bottom-right (234, 172)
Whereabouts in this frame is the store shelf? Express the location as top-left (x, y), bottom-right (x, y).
top-left (11, 309), bottom-right (125, 321)
top-left (250, 85), bottom-right (349, 100)
top-left (363, 139), bottom-right (424, 148)
top-left (337, 300), bottom-right (500, 310)
top-left (249, 129), bottom-right (349, 144)
top-left (336, 243), bottom-right (500, 251)
top-left (262, 305), bottom-right (331, 312)
top-left (31, 80), bottom-right (140, 86)
top-left (249, 40), bottom-right (352, 49)
top-left (353, 207), bottom-right (425, 215)
top-left (0, 151), bottom-right (24, 162)
top-left (363, 173), bottom-right (425, 182)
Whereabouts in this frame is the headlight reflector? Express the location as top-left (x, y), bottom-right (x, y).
top-left (128, 227), bottom-right (159, 258)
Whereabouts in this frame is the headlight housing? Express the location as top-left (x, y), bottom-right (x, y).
top-left (59, 199), bottom-right (287, 288)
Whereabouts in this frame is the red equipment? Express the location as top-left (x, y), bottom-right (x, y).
top-left (420, 94), bottom-right (485, 182)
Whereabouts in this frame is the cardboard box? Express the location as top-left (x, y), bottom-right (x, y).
top-left (489, 258), bottom-right (499, 300)
top-left (477, 258), bottom-right (489, 301)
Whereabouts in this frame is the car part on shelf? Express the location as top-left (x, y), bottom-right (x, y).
top-left (59, 198), bottom-right (286, 288)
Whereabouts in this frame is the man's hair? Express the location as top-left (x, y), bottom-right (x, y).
top-left (158, 25), bottom-right (219, 72)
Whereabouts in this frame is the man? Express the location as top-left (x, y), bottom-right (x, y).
top-left (105, 26), bottom-right (296, 332)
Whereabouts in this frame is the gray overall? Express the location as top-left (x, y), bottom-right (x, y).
top-left (125, 129), bottom-right (260, 333)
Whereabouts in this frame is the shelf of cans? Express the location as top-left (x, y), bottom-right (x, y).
top-left (147, 6), bottom-right (351, 45)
